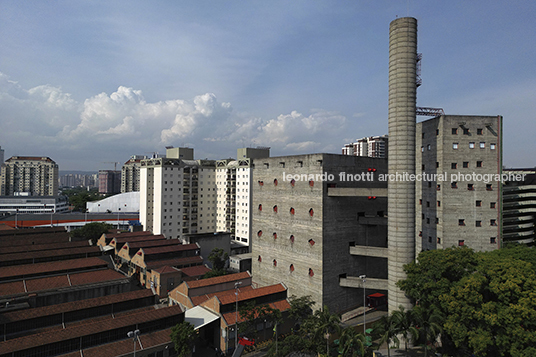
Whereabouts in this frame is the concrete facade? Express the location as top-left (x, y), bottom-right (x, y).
top-left (387, 17), bottom-right (418, 312)
top-left (121, 155), bottom-right (145, 193)
top-left (502, 170), bottom-right (536, 245)
top-left (416, 115), bottom-right (502, 252)
top-left (251, 154), bottom-right (388, 314)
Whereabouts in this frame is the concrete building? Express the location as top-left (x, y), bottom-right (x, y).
top-left (98, 170), bottom-right (121, 195)
top-left (216, 147), bottom-right (270, 248)
top-left (140, 147), bottom-right (217, 240)
top-left (502, 169), bottom-right (536, 245)
top-left (416, 115), bottom-right (503, 253)
top-left (0, 195), bottom-right (69, 214)
top-left (121, 155), bottom-right (145, 193)
top-left (342, 135), bottom-right (388, 158)
top-left (1, 156), bottom-right (59, 197)
top-left (251, 154), bottom-right (388, 314)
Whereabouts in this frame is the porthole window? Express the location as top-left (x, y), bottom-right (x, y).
top-left (308, 239), bottom-right (315, 246)
top-left (274, 179), bottom-right (278, 186)
top-left (289, 264), bottom-right (295, 272)
top-left (258, 180), bottom-right (264, 186)
top-left (290, 179), bottom-right (295, 187)
top-left (309, 208), bottom-right (314, 217)
top-left (309, 268), bottom-right (314, 277)
top-left (258, 255), bottom-right (262, 262)
top-left (290, 207), bottom-right (295, 215)
top-left (273, 232), bottom-right (277, 239)
top-left (273, 205), bottom-right (278, 213)
top-left (309, 180), bottom-right (314, 187)
top-left (257, 230), bottom-right (263, 237)
top-left (273, 259), bottom-right (277, 267)
top-left (289, 235), bottom-right (295, 243)
top-left (258, 204), bottom-right (262, 211)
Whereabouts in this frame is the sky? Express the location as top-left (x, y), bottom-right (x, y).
top-left (0, 0), bottom-right (534, 171)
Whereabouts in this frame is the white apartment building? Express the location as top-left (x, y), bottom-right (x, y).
top-left (341, 135), bottom-right (388, 158)
top-left (1, 156), bottom-right (59, 196)
top-left (140, 147), bottom-right (217, 240)
top-left (216, 148), bottom-right (270, 248)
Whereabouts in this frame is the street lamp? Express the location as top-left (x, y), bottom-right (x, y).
top-left (359, 275), bottom-right (366, 335)
top-left (127, 329), bottom-right (140, 357)
top-left (235, 281), bottom-right (242, 349)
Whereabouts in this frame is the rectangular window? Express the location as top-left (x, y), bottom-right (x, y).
top-left (437, 200), bottom-right (441, 207)
top-left (453, 143), bottom-right (459, 149)
top-left (427, 144), bottom-right (431, 151)
top-left (451, 182), bottom-right (458, 189)
top-left (490, 202), bottom-right (496, 209)
top-left (486, 184), bottom-right (493, 191)
top-left (451, 163), bottom-right (457, 169)
top-left (428, 181), bottom-right (432, 188)
top-left (490, 219), bottom-right (497, 226)
top-left (476, 221), bottom-right (482, 227)
top-left (426, 218), bottom-right (430, 224)
top-left (476, 200), bottom-right (482, 207)
top-left (428, 236), bottom-right (432, 243)
top-left (463, 161), bottom-right (469, 168)
top-left (437, 184), bottom-right (441, 191)
top-left (477, 128), bottom-right (483, 135)
top-left (422, 132), bottom-right (425, 139)
top-left (422, 164), bottom-right (426, 170)
top-left (459, 219), bottom-right (465, 226)
top-left (480, 142), bottom-right (485, 149)
top-left (477, 161), bottom-right (482, 168)
top-left (467, 184), bottom-right (474, 191)
top-left (426, 201), bottom-right (430, 207)
top-left (419, 199), bottom-right (422, 205)
top-left (436, 217), bottom-right (439, 224)
top-left (490, 143), bottom-right (496, 150)
top-left (436, 129), bottom-right (439, 135)
top-left (452, 128), bottom-right (458, 134)
top-left (436, 162), bottom-right (439, 168)
top-left (437, 237), bottom-right (441, 244)
top-left (490, 237), bottom-right (496, 244)
top-left (463, 128), bottom-right (470, 135)
top-left (469, 142), bottom-right (475, 149)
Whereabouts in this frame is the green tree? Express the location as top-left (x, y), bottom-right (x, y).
top-left (208, 247), bottom-right (229, 270)
top-left (371, 314), bottom-right (399, 357)
top-left (288, 295), bottom-right (316, 327)
top-left (170, 321), bottom-right (196, 357)
top-left (391, 305), bottom-right (416, 353)
top-left (70, 222), bottom-right (112, 244)
top-left (238, 301), bottom-right (282, 342)
top-left (410, 306), bottom-right (443, 357)
top-left (302, 305), bottom-right (341, 356)
top-left (440, 254), bottom-right (536, 356)
top-left (266, 334), bottom-right (315, 357)
top-left (337, 327), bottom-right (366, 357)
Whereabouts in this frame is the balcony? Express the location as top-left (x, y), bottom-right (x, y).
top-left (339, 276), bottom-right (388, 290)
top-left (349, 245), bottom-right (388, 258)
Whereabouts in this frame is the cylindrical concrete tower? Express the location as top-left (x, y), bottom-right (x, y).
top-left (387, 17), bottom-right (417, 312)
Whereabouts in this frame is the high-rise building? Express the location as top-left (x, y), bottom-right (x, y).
top-left (216, 147), bottom-right (270, 248)
top-left (98, 170), bottom-right (121, 195)
top-left (1, 156), bottom-right (59, 196)
top-left (416, 115), bottom-right (503, 253)
top-left (341, 135), bottom-right (388, 158)
top-left (502, 169), bottom-right (534, 245)
top-left (121, 155), bottom-right (145, 193)
top-left (251, 154), bottom-right (388, 314)
top-left (140, 147), bottom-right (217, 240)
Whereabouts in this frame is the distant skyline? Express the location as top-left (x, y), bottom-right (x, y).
top-left (1, 1), bottom-right (534, 171)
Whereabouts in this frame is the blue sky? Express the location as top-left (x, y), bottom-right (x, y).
top-left (0, 0), bottom-right (534, 171)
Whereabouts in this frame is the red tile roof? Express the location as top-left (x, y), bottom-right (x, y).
top-left (0, 269), bottom-right (128, 297)
top-left (0, 257), bottom-right (107, 280)
top-left (0, 232), bottom-right (71, 247)
top-left (187, 271), bottom-right (251, 289)
top-left (222, 299), bottom-right (291, 325)
top-left (145, 256), bottom-right (203, 270)
top-left (191, 285), bottom-right (255, 306)
top-left (218, 283), bottom-right (286, 306)
top-left (0, 305), bottom-right (183, 355)
top-left (141, 243), bottom-right (198, 255)
top-left (106, 231), bottom-right (154, 239)
top-left (0, 241), bottom-right (89, 255)
top-left (0, 289), bottom-right (155, 324)
top-left (180, 265), bottom-right (211, 277)
top-left (153, 265), bottom-right (180, 274)
top-left (1, 246), bottom-right (101, 263)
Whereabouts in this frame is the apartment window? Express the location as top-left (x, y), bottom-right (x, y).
top-left (477, 161), bottom-right (482, 168)
top-left (437, 237), bottom-right (441, 244)
top-left (477, 128), bottom-right (483, 135)
top-left (437, 200), bottom-right (441, 207)
top-left (463, 128), bottom-right (470, 135)
top-left (427, 144), bottom-right (431, 151)
top-left (421, 146), bottom-right (424, 152)
top-left (490, 219), bottom-right (497, 226)
top-left (436, 162), bottom-right (439, 168)
top-left (451, 163), bottom-right (457, 169)
top-left (476, 200), bottom-right (482, 207)
top-left (463, 162), bottom-right (469, 168)
top-left (490, 202), bottom-right (496, 209)
top-left (469, 142), bottom-right (475, 149)
top-left (422, 164), bottom-right (425, 170)
top-left (490, 143), bottom-right (496, 150)
top-left (459, 219), bottom-right (465, 226)
top-left (476, 221), bottom-right (482, 227)
top-left (480, 142), bottom-right (485, 149)
top-left (458, 240), bottom-right (465, 246)
top-left (426, 201), bottom-right (430, 207)
top-left (419, 199), bottom-right (422, 205)
top-left (451, 182), bottom-right (458, 189)
top-left (490, 237), bottom-right (496, 244)
top-left (467, 184), bottom-right (474, 191)
top-left (452, 128), bottom-right (458, 134)
top-left (437, 184), bottom-right (441, 191)
top-left (453, 143), bottom-right (458, 149)
top-left (428, 236), bottom-right (432, 243)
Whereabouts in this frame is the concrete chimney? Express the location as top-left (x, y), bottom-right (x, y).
top-left (387, 17), bottom-right (417, 312)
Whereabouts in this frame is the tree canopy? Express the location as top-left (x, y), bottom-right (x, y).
top-left (397, 244), bottom-right (536, 356)
top-left (170, 321), bottom-right (196, 357)
top-left (69, 222), bottom-right (112, 244)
